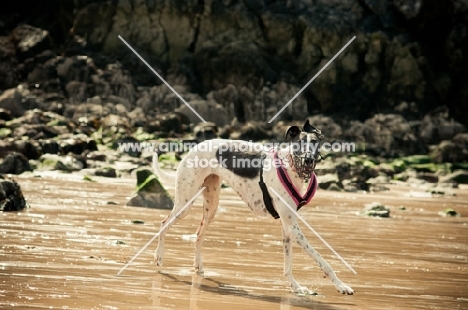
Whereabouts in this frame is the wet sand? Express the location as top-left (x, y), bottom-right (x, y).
top-left (1, 172), bottom-right (467, 309)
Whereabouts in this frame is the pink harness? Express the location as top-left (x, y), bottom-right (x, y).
top-left (274, 152), bottom-right (318, 209)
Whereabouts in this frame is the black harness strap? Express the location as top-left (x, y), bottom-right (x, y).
top-left (259, 154), bottom-right (280, 219)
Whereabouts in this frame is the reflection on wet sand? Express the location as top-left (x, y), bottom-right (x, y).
top-left (0, 173), bottom-right (467, 309)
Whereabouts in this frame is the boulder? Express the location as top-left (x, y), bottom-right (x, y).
top-left (0, 140), bottom-right (42, 160)
top-left (420, 106), bottom-right (466, 145)
top-left (306, 115), bottom-right (342, 139)
top-left (435, 132), bottom-right (468, 163)
top-left (362, 202), bottom-right (390, 218)
top-left (440, 171), bottom-right (468, 184)
top-left (193, 122), bottom-right (218, 142)
top-left (59, 137), bottom-right (98, 155)
top-left (229, 122), bottom-right (272, 141)
top-left (126, 168), bottom-right (173, 209)
top-left (0, 108), bottom-right (12, 121)
top-left (176, 99), bottom-right (229, 127)
top-left (0, 36), bottom-right (18, 90)
top-left (12, 24), bottom-right (53, 60)
top-left (363, 114), bottom-right (418, 156)
top-left (95, 167), bottom-right (117, 178)
top-left (0, 153), bottom-right (32, 175)
top-left (318, 173), bottom-right (340, 190)
top-left (38, 154), bottom-right (84, 171)
top-left (0, 179), bottom-right (28, 212)
top-left (0, 87), bottom-right (25, 117)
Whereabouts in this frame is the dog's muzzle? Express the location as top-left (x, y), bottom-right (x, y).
top-left (291, 142), bottom-right (320, 180)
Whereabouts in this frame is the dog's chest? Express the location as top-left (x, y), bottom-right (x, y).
top-left (223, 175), bottom-right (272, 217)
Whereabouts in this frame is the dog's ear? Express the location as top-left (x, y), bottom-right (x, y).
top-left (303, 119), bottom-right (317, 133)
top-left (285, 126), bottom-right (302, 141)
top-left (303, 119), bottom-right (324, 139)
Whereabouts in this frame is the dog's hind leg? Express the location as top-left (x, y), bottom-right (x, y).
top-left (291, 223), bottom-right (355, 295)
top-left (154, 176), bottom-right (205, 266)
top-left (194, 174), bottom-right (220, 274)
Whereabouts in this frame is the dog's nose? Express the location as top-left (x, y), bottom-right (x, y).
top-left (304, 157), bottom-right (314, 165)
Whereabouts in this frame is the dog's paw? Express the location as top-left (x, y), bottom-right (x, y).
top-left (154, 249), bottom-right (164, 266)
top-left (293, 286), bottom-right (317, 296)
top-left (155, 256), bottom-right (163, 266)
top-left (335, 282), bottom-right (355, 295)
top-left (193, 263), bottom-right (204, 275)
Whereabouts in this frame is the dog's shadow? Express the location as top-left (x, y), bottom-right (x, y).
top-left (152, 271), bottom-right (355, 310)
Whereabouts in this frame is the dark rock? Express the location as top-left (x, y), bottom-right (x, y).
top-left (0, 141), bottom-right (18, 159)
top-left (394, 0), bottom-right (422, 19)
top-left (418, 172), bottom-right (439, 183)
top-left (318, 173), bottom-right (340, 190)
top-left (6, 109), bottom-right (72, 132)
top-left (65, 81), bottom-right (88, 103)
top-left (23, 50), bottom-right (57, 86)
top-left (36, 95), bottom-right (65, 115)
top-left (366, 175), bottom-right (390, 185)
top-left (327, 183), bottom-right (343, 192)
top-left (113, 136), bottom-right (142, 158)
top-left (430, 140), bottom-right (465, 163)
top-left (86, 151), bottom-right (107, 162)
top-left (440, 171), bottom-right (468, 184)
top-left (362, 202), bottom-right (390, 218)
top-left (159, 112), bottom-right (190, 134)
top-left (362, 0), bottom-right (395, 28)
top-left (0, 108), bottom-right (12, 121)
top-left (0, 153), bottom-right (32, 174)
top-left (193, 122), bottom-right (218, 142)
top-left (334, 159), bottom-right (379, 190)
top-left (14, 124), bottom-right (60, 140)
top-left (71, 154), bottom-right (87, 169)
top-left (176, 99), bottom-right (229, 127)
top-left (306, 115), bottom-right (342, 139)
top-left (230, 122), bottom-right (272, 141)
top-left (38, 154), bottom-right (84, 171)
top-left (430, 133), bottom-right (468, 163)
top-left (12, 24), bottom-right (53, 60)
top-left (56, 55), bottom-right (95, 85)
top-left (0, 140), bottom-right (42, 160)
top-left (40, 140), bottom-right (61, 155)
top-left (67, 102), bottom-right (104, 121)
top-left (126, 168), bottom-right (173, 209)
top-left (364, 114), bottom-right (418, 156)
top-left (95, 167), bottom-right (117, 178)
top-left (0, 87), bottom-right (25, 117)
top-left (63, 35), bottom-right (88, 56)
top-left (59, 136), bottom-right (97, 155)
top-left (420, 106), bottom-right (466, 145)
top-left (0, 179), bottom-right (28, 212)
top-left (438, 208), bottom-right (460, 217)
top-left (92, 63), bottom-right (137, 104)
top-left (0, 36), bottom-right (18, 90)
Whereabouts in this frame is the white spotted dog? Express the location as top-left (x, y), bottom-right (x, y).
top-left (152, 119), bottom-right (355, 295)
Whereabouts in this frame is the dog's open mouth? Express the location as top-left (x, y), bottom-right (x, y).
top-left (292, 153), bottom-right (317, 180)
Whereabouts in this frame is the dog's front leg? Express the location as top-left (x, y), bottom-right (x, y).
top-left (291, 223), bottom-right (355, 295)
top-left (282, 227), bottom-right (315, 295)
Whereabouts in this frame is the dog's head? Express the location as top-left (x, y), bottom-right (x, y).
top-left (285, 119), bottom-right (324, 179)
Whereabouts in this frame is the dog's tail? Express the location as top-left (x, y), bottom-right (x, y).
top-left (152, 153), bottom-right (177, 185)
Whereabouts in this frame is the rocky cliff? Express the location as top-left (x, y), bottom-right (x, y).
top-left (0, 0), bottom-right (467, 161)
